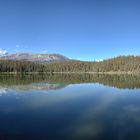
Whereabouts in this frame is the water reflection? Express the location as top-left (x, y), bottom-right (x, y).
top-left (0, 74), bottom-right (140, 140)
top-left (0, 74), bottom-right (140, 91)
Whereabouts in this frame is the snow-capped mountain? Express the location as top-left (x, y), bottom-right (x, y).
top-left (0, 53), bottom-right (69, 62)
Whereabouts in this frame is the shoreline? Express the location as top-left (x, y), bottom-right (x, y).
top-left (0, 71), bottom-right (140, 75)
top-left (52, 71), bottom-right (140, 74)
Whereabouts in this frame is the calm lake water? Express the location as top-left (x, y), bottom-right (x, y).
top-left (0, 74), bottom-right (140, 140)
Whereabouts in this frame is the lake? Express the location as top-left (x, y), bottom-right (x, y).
top-left (0, 74), bottom-right (140, 140)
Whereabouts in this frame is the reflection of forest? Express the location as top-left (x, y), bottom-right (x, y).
top-left (0, 74), bottom-right (68, 92)
top-left (0, 74), bottom-right (140, 90)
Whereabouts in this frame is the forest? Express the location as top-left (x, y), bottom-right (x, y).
top-left (0, 60), bottom-right (46, 73)
top-left (45, 55), bottom-right (140, 73)
top-left (0, 55), bottom-right (140, 73)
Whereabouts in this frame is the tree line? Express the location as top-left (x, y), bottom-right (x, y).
top-left (0, 55), bottom-right (140, 73)
top-left (45, 55), bottom-right (140, 73)
top-left (0, 60), bottom-right (46, 73)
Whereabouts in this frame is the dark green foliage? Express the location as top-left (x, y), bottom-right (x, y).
top-left (0, 60), bottom-right (47, 73)
top-left (45, 56), bottom-right (140, 73)
top-left (0, 55), bottom-right (140, 73)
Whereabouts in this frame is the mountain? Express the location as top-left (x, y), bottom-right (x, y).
top-left (0, 53), bottom-right (69, 62)
top-left (0, 55), bottom-right (140, 74)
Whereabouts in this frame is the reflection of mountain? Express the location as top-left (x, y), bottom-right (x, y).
top-left (0, 83), bottom-right (67, 95)
top-left (9, 83), bottom-right (67, 91)
top-left (0, 75), bottom-right (68, 94)
top-left (0, 74), bottom-right (140, 90)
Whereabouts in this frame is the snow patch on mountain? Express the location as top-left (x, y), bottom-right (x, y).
top-left (0, 53), bottom-right (70, 62)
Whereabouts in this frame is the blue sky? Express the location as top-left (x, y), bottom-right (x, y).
top-left (0, 0), bottom-right (140, 61)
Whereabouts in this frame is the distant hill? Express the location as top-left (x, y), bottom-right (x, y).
top-left (44, 55), bottom-right (140, 73)
top-left (0, 53), bottom-right (69, 63)
top-left (0, 55), bottom-right (140, 74)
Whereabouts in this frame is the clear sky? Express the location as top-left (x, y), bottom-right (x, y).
top-left (0, 0), bottom-right (140, 61)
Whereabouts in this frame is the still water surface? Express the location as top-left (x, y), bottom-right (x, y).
top-left (0, 74), bottom-right (140, 140)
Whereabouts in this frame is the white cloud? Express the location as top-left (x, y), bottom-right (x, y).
top-left (0, 48), bottom-right (8, 57)
top-left (95, 59), bottom-right (103, 62)
top-left (14, 49), bottom-right (18, 52)
top-left (16, 45), bottom-right (20, 48)
top-left (0, 87), bottom-right (8, 96)
top-left (76, 57), bottom-right (83, 60)
top-left (14, 45), bottom-right (22, 53)
top-left (42, 50), bottom-right (47, 53)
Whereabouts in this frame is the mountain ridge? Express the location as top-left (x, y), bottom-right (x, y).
top-left (0, 53), bottom-right (70, 62)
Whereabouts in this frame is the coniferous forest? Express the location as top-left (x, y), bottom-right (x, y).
top-left (0, 55), bottom-right (140, 73)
